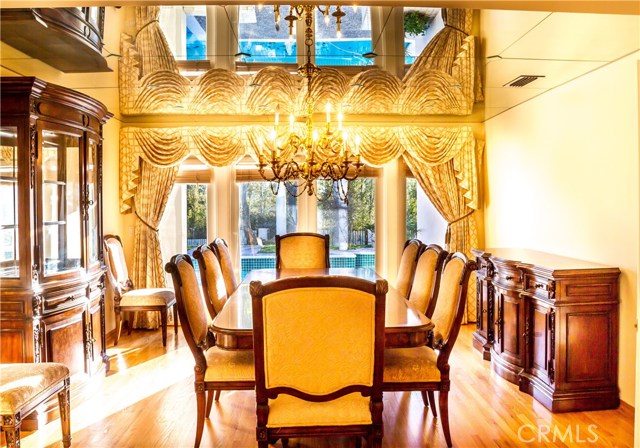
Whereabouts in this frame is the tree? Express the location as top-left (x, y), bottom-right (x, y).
top-left (406, 178), bottom-right (418, 240)
top-left (186, 184), bottom-right (207, 240)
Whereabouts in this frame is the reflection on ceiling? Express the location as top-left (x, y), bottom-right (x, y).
top-left (481, 10), bottom-right (640, 120)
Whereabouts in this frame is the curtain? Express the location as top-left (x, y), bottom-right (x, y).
top-left (130, 160), bottom-right (178, 328)
top-left (402, 136), bottom-right (482, 324)
top-left (134, 6), bottom-right (177, 76)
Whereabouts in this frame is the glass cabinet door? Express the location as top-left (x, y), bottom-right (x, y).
top-left (41, 130), bottom-right (82, 275)
top-left (0, 126), bottom-right (19, 278)
top-left (86, 138), bottom-right (100, 266)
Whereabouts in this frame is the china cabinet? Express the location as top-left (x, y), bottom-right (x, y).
top-left (471, 248), bottom-right (620, 412)
top-left (0, 78), bottom-right (112, 389)
top-left (0, 7), bottom-right (110, 73)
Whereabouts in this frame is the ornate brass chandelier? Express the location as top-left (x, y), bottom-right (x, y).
top-left (256, 5), bottom-right (363, 204)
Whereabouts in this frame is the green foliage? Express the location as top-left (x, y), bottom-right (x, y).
top-left (186, 184), bottom-right (207, 239)
top-left (348, 178), bottom-right (375, 232)
top-left (406, 178), bottom-right (418, 240)
top-left (404, 10), bottom-right (432, 36)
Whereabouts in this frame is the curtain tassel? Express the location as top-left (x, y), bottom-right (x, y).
top-left (445, 209), bottom-right (474, 249)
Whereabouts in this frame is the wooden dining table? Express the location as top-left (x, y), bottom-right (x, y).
top-left (210, 267), bottom-right (434, 350)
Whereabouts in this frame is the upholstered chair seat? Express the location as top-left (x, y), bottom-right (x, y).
top-left (204, 347), bottom-right (254, 382)
top-left (267, 393), bottom-right (372, 427)
top-left (103, 234), bottom-right (178, 346)
top-left (165, 254), bottom-right (255, 448)
top-left (120, 288), bottom-right (175, 307)
top-left (275, 232), bottom-right (330, 269)
top-left (383, 347), bottom-right (440, 383)
top-left (0, 363), bottom-right (71, 448)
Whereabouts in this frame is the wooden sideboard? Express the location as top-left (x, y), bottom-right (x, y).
top-left (471, 248), bottom-right (620, 412)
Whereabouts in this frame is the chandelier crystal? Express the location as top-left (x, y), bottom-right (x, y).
top-left (256, 5), bottom-right (363, 204)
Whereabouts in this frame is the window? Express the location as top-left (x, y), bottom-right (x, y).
top-left (317, 178), bottom-right (375, 268)
top-left (406, 178), bottom-right (447, 245)
top-left (159, 6), bottom-right (206, 61)
top-left (403, 8), bottom-right (443, 64)
top-left (159, 157), bottom-right (211, 283)
top-left (238, 181), bottom-right (298, 278)
top-left (315, 6), bottom-right (372, 66)
top-left (238, 5), bottom-right (297, 64)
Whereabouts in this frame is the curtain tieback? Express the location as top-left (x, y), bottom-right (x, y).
top-left (444, 23), bottom-right (470, 36)
top-left (445, 210), bottom-right (474, 246)
top-left (135, 210), bottom-right (159, 233)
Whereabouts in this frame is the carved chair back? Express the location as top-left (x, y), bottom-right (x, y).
top-left (103, 234), bottom-right (134, 300)
top-left (211, 238), bottom-right (238, 297)
top-left (165, 254), bottom-right (210, 369)
top-left (396, 239), bottom-right (424, 299)
top-left (408, 244), bottom-right (448, 317)
top-left (430, 253), bottom-right (477, 366)
top-left (192, 244), bottom-right (228, 321)
top-left (275, 232), bottom-right (330, 269)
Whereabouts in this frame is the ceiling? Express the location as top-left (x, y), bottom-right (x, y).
top-left (481, 10), bottom-right (640, 120)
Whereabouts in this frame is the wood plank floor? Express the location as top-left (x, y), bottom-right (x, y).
top-left (18, 324), bottom-right (634, 447)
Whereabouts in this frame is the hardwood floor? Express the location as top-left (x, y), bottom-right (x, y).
top-left (17, 324), bottom-right (634, 447)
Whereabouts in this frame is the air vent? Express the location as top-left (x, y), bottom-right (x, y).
top-left (503, 75), bottom-right (545, 87)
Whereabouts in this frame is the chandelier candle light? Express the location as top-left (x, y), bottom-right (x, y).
top-left (256, 4), bottom-right (364, 204)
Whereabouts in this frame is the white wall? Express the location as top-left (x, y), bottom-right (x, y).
top-left (484, 51), bottom-right (639, 407)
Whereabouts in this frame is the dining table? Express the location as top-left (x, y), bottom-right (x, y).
top-left (210, 267), bottom-right (434, 350)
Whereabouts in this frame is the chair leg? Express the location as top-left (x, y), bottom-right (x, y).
top-left (58, 378), bottom-right (71, 448)
top-left (127, 311), bottom-right (134, 335)
top-left (428, 391), bottom-right (438, 417)
top-left (2, 420), bottom-right (20, 448)
top-left (195, 386), bottom-right (206, 448)
top-left (214, 390), bottom-right (221, 401)
top-left (439, 390), bottom-right (452, 447)
top-left (161, 308), bottom-right (168, 347)
top-left (115, 310), bottom-right (122, 346)
top-left (173, 304), bottom-right (179, 335)
top-left (205, 390), bottom-right (214, 418)
top-left (420, 391), bottom-right (429, 407)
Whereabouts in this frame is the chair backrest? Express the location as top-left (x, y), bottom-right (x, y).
top-left (192, 244), bottom-right (228, 320)
top-left (251, 275), bottom-right (386, 400)
top-left (396, 239), bottom-right (423, 299)
top-left (165, 254), bottom-right (210, 368)
top-left (430, 253), bottom-right (476, 362)
top-left (211, 238), bottom-right (238, 297)
top-left (275, 232), bottom-right (330, 269)
top-left (103, 234), bottom-right (133, 299)
top-left (408, 244), bottom-right (448, 317)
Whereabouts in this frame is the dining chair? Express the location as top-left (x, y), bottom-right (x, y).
top-left (165, 254), bottom-right (254, 448)
top-left (211, 238), bottom-right (238, 297)
top-left (0, 363), bottom-right (71, 448)
top-left (383, 252), bottom-right (477, 448)
top-left (396, 239), bottom-right (424, 299)
top-left (192, 243), bottom-right (228, 321)
top-left (408, 244), bottom-right (448, 317)
top-left (250, 275), bottom-right (387, 447)
top-left (274, 232), bottom-right (330, 269)
top-left (103, 234), bottom-right (178, 346)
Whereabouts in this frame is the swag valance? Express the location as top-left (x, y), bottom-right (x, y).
top-left (120, 125), bottom-right (480, 211)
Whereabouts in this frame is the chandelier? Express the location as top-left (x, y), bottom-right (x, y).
top-left (256, 5), bottom-right (364, 204)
